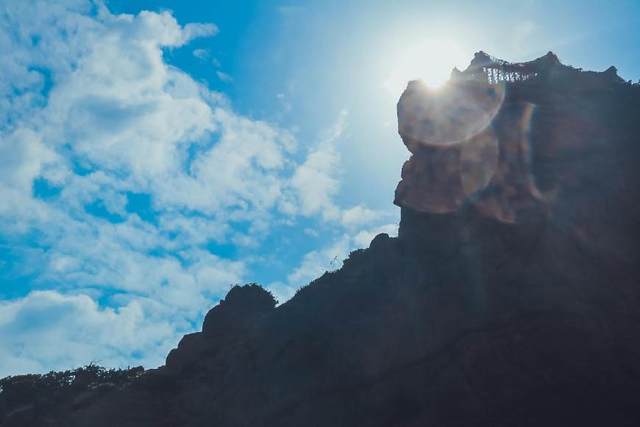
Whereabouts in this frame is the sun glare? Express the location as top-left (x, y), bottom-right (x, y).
top-left (383, 38), bottom-right (469, 95)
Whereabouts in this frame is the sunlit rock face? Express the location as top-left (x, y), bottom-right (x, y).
top-left (395, 51), bottom-right (626, 223)
top-left (395, 121), bottom-right (499, 214)
top-left (395, 78), bottom-right (513, 216)
top-left (397, 80), bottom-right (504, 149)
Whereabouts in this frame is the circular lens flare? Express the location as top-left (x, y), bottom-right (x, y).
top-left (398, 80), bottom-right (506, 148)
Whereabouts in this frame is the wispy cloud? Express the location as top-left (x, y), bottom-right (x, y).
top-left (0, 0), bottom-right (286, 375)
top-left (193, 48), bottom-right (210, 60)
top-left (287, 109), bottom-right (347, 220)
top-left (216, 70), bottom-right (234, 83)
top-left (0, 1), bottom-right (395, 376)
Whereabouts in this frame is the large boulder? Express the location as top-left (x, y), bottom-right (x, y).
top-left (202, 284), bottom-right (276, 337)
top-left (165, 284), bottom-right (276, 373)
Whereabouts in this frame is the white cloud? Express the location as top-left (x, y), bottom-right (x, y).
top-left (352, 223), bottom-right (398, 248)
top-left (0, 128), bottom-right (56, 192)
top-left (216, 70), bottom-right (233, 83)
top-left (274, 220), bottom-right (398, 302)
top-left (288, 109), bottom-right (348, 220)
top-left (286, 235), bottom-right (351, 288)
top-left (0, 1), bottom-right (396, 377)
top-left (0, 290), bottom-right (176, 376)
top-left (182, 21), bottom-right (218, 42)
top-left (0, 0), bottom-right (289, 376)
top-left (340, 205), bottom-right (382, 229)
top-left (290, 143), bottom-right (340, 218)
top-left (193, 48), bottom-right (209, 60)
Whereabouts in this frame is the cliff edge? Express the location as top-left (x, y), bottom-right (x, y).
top-left (2, 52), bottom-right (640, 427)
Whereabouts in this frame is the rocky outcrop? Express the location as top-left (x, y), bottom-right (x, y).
top-left (165, 284), bottom-right (276, 373)
top-left (2, 52), bottom-right (640, 427)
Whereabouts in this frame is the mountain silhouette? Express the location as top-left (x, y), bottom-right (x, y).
top-left (2, 52), bottom-right (640, 427)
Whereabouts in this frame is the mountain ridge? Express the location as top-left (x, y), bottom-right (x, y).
top-left (2, 51), bottom-right (640, 427)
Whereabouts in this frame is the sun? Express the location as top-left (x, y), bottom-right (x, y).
top-left (383, 38), bottom-right (469, 95)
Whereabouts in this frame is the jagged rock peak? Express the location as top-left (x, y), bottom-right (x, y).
top-left (219, 283), bottom-right (277, 311)
top-left (164, 284), bottom-right (276, 374)
top-left (456, 50), bottom-right (622, 84)
top-left (395, 51), bottom-right (633, 223)
top-left (202, 283), bottom-right (275, 334)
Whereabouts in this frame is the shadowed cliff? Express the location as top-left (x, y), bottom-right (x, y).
top-left (2, 52), bottom-right (640, 427)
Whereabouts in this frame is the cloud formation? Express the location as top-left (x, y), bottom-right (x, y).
top-left (0, 0), bottom-right (394, 376)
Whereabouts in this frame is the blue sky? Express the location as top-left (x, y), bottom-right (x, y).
top-left (0, 0), bottom-right (638, 376)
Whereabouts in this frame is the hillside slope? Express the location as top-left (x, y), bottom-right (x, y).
top-left (2, 52), bottom-right (640, 427)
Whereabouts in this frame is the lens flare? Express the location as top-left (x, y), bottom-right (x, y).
top-left (398, 80), bottom-right (506, 148)
top-left (383, 39), bottom-right (469, 94)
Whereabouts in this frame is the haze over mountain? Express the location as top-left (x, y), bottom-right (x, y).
top-left (2, 52), bottom-right (639, 427)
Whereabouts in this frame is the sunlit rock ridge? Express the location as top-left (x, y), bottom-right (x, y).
top-left (2, 52), bottom-right (640, 427)
top-left (395, 51), bottom-right (625, 222)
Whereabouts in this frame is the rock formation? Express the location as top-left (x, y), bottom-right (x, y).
top-left (165, 284), bottom-right (276, 373)
top-left (2, 52), bottom-right (640, 427)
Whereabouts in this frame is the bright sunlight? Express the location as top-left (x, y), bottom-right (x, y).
top-left (383, 38), bottom-right (469, 95)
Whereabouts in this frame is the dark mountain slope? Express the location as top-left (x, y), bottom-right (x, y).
top-left (2, 52), bottom-right (640, 427)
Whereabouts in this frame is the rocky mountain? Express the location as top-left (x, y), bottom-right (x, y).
top-left (2, 52), bottom-right (640, 426)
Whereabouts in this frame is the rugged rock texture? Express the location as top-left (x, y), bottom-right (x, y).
top-left (165, 284), bottom-right (276, 374)
top-left (2, 52), bottom-right (640, 427)
top-left (395, 51), bottom-right (629, 223)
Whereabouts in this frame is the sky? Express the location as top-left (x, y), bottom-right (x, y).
top-left (0, 0), bottom-right (639, 377)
